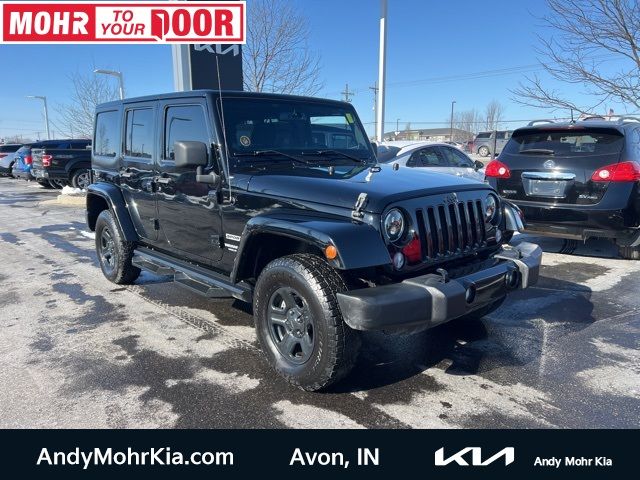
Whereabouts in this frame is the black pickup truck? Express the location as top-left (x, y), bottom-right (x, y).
top-left (87, 90), bottom-right (542, 390)
top-left (31, 139), bottom-right (92, 189)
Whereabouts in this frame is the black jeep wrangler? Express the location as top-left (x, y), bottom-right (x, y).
top-left (86, 90), bottom-right (542, 390)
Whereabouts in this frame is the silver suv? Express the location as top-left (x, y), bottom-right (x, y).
top-left (473, 130), bottom-right (512, 157)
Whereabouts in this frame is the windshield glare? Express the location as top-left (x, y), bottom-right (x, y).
top-left (217, 98), bottom-right (373, 166)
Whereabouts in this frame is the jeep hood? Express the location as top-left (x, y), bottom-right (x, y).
top-left (244, 164), bottom-right (492, 213)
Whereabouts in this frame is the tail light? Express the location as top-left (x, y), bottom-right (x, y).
top-left (591, 161), bottom-right (640, 182)
top-left (401, 235), bottom-right (422, 264)
top-left (24, 155), bottom-right (33, 165)
top-left (485, 159), bottom-right (511, 179)
top-left (41, 154), bottom-right (52, 167)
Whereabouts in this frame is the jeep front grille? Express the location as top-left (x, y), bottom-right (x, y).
top-left (415, 199), bottom-right (486, 259)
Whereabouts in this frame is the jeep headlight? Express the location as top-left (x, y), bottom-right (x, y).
top-left (485, 194), bottom-right (498, 222)
top-left (383, 208), bottom-right (406, 243)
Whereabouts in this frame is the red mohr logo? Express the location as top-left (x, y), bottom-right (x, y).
top-left (0, 1), bottom-right (246, 43)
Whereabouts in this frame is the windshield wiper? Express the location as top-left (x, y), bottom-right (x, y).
top-left (519, 148), bottom-right (555, 155)
top-left (303, 149), bottom-right (368, 164)
top-left (233, 150), bottom-right (311, 165)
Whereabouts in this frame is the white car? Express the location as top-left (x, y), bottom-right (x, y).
top-left (378, 142), bottom-right (486, 182)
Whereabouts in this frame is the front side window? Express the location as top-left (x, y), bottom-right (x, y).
top-left (125, 108), bottom-right (154, 159)
top-left (165, 105), bottom-right (209, 160)
top-left (409, 147), bottom-right (446, 167)
top-left (94, 110), bottom-right (120, 157)
top-left (440, 146), bottom-right (473, 167)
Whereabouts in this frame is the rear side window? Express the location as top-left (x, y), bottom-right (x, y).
top-left (0, 145), bottom-right (20, 153)
top-left (504, 128), bottom-right (625, 156)
top-left (164, 105), bottom-right (209, 160)
top-left (475, 132), bottom-right (492, 139)
top-left (94, 111), bottom-right (120, 157)
top-left (125, 108), bottom-right (154, 159)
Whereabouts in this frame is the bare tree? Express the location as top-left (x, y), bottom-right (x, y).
top-left (512, 0), bottom-right (640, 114)
top-left (243, 0), bottom-right (323, 95)
top-left (450, 109), bottom-right (483, 140)
top-left (55, 72), bottom-right (119, 138)
top-left (484, 100), bottom-right (505, 130)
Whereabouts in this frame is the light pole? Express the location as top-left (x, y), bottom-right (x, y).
top-left (94, 69), bottom-right (125, 100)
top-left (26, 96), bottom-right (50, 140)
top-left (376, 0), bottom-right (388, 142)
top-left (396, 118), bottom-right (400, 139)
top-left (450, 100), bottom-right (456, 142)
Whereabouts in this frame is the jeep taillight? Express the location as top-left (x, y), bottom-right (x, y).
top-left (42, 154), bottom-right (52, 167)
top-left (24, 155), bottom-right (33, 165)
top-left (591, 161), bottom-right (640, 182)
top-left (485, 160), bottom-right (511, 179)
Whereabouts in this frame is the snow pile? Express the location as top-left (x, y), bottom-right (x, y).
top-left (61, 186), bottom-right (86, 196)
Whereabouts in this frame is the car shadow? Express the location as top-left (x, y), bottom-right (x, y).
top-left (332, 273), bottom-right (595, 393)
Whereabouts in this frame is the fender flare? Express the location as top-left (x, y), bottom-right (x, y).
top-left (231, 214), bottom-right (391, 282)
top-left (86, 182), bottom-right (139, 242)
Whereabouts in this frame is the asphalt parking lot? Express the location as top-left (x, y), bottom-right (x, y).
top-left (0, 179), bottom-right (638, 429)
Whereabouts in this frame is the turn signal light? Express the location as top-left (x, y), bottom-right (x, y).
top-left (42, 154), bottom-right (53, 167)
top-left (324, 244), bottom-right (338, 260)
top-left (402, 235), bottom-right (422, 264)
top-left (591, 161), bottom-right (640, 182)
top-left (485, 160), bottom-right (511, 179)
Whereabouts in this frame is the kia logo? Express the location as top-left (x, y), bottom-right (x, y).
top-left (435, 447), bottom-right (515, 466)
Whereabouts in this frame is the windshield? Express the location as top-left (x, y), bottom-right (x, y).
top-left (216, 97), bottom-right (374, 168)
top-left (504, 128), bottom-right (625, 156)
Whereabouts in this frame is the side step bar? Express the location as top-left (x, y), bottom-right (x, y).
top-left (132, 247), bottom-right (252, 303)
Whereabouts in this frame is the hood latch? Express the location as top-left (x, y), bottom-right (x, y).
top-left (351, 193), bottom-right (368, 219)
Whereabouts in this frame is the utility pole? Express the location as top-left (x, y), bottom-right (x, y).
top-left (450, 100), bottom-right (456, 142)
top-left (26, 95), bottom-right (50, 140)
top-left (369, 82), bottom-right (378, 139)
top-left (376, 0), bottom-right (388, 142)
top-left (341, 83), bottom-right (355, 103)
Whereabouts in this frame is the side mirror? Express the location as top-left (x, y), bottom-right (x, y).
top-left (474, 160), bottom-right (485, 171)
top-left (371, 141), bottom-right (378, 151)
top-left (174, 141), bottom-right (208, 168)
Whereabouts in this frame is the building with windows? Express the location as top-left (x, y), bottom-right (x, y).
top-left (383, 127), bottom-right (473, 142)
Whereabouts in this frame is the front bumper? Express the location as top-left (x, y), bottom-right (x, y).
top-left (337, 241), bottom-right (542, 333)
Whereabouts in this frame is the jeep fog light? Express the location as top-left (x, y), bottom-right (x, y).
top-left (393, 252), bottom-right (405, 270)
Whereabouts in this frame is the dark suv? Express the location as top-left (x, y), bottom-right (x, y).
top-left (486, 118), bottom-right (640, 259)
top-left (87, 90), bottom-right (541, 390)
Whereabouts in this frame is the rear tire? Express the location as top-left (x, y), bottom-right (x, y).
top-left (254, 254), bottom-right (360, 391)
top-left (478, 146), bottom-right (490, 157)
top-left (70, 169), bottom-right (91, 189)
top-left (95, 210), bottom-right (140, 284)
top-left (618, 245), bottom-right (640, 260)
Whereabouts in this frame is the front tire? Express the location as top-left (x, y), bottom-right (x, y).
top-left (254, 254), bottom-right (359, 391)
top-left (37, 180), bottom-right (54, 189)
top-left (619, 245), bottom-right (640, 260)
top-left (95, 210), bottom-right (140, 284)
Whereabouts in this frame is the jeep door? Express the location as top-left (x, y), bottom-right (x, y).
top-left (155, 100), bottom-right (223, 264)
top-left (120, 103), bottom-right (159, 241)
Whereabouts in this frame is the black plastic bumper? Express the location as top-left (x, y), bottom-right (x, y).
top-left (337, 242), bottom-right (542, 333)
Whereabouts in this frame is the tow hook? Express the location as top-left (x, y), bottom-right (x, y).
top-left (436, 268), bottom-right (450, 283)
